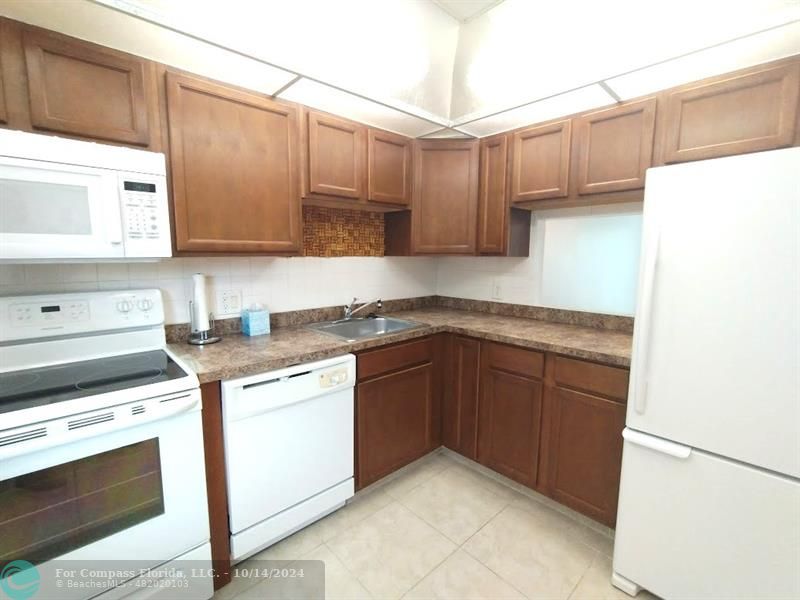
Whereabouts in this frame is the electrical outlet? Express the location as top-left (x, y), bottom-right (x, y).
top-left (216, 289), bottom-right (242, 317)
top-left (492, 281), bottom-right (502, 300)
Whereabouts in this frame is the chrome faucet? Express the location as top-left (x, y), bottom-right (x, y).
top-left (343, 297), bottom-right (382, 320)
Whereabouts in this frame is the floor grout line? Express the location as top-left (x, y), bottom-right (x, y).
top-left (457, 504), bottom-right (533, 600)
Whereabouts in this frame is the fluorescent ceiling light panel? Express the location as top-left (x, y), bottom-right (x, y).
top-left (448, 0), bottom-right (800, 120)
top-left (279, 79), bottom-right (438, 138)
top-left (457, 85), bottom-right (614, 137)
top-left (606, 21), bottom-right (800, 100)
top-left (95, 0), bottom-right (458, 121)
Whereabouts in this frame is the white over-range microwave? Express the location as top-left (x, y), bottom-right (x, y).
top-left (0, 129), bottom-right (172, 260)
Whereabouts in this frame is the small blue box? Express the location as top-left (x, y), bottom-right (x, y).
top-left (241, 306), bottom-right (270, 336)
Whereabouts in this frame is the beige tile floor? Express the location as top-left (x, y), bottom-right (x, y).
top-left (213, 450), bottom-right (657, 600)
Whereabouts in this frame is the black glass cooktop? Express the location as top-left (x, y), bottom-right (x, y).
top-left (0, 350), bottom-right (188, 415)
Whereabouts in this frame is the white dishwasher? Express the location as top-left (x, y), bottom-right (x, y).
top-left (221, 354), bottom-right (355, 562)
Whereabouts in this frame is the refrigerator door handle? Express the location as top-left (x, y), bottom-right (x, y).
top-left (623, 428), bottom-right (692, 459)
top-left (630, 229), bottom-right (660, 415)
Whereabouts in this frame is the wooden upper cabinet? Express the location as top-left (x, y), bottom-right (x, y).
top-left (575, 98), bottom-right (656, 194)
top-left (166, 71), bottom-right (302, 253)
top-left (660, 62), bottom-right (800, 164)
top-left (477, 134), bottom-right (509, 254)
top-left (0, 65), bottom-right (7, 124)
top-left (21, 30), bottom-right (154, 146)
top-left (306, 110), bottom-right (366, 199)
top-left (412, 140), bottom-right (479, 254)
top-left (477, 134), bottom-right (532, 256)
top-left (511, 120), bottom-right (571, 202)
top-left (368, 128), bottom-right (411, 205)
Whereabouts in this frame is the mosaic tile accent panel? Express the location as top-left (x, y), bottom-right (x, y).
top-left (303, 206), bottom-right (384, 257)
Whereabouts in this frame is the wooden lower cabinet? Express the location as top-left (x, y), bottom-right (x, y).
top-left (356, 337), bottom-right (439, 488)
top-left (443, 336), bottom-right (480, 460)
top-left (444, 338), bottom-right (628, 525)
top-left (546, 387), bottom-right (626, 526)
top-left (477, 342), bottom-right (544, 488)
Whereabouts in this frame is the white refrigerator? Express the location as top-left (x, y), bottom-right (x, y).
top-left (612, 147), bottom-right (800, 599)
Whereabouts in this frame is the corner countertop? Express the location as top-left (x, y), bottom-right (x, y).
top-left (168, 307), bottom-right (633, 384)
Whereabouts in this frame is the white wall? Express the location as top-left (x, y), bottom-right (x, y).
top-left (0, 257), bottom-right (437, 325)
top-left (436, 203), bottom-right (643, 316)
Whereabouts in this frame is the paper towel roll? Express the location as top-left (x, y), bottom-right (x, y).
top-left (191, 273), bottom-right (211, 333)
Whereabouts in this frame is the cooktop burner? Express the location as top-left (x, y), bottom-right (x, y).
top-left (0, 350), bottom-right (188, 415)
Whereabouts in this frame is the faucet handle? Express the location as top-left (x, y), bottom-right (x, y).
top-left (377, 298), bottom-right (383, 309)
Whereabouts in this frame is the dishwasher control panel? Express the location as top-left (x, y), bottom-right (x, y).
top-left (319, 368), bottom-right (349, 388)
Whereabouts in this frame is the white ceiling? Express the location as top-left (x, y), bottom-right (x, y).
top-left (0, 0), bottom-right (798, 138)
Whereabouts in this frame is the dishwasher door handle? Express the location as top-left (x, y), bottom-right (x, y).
top-left (224, 385), bottom-right (348, 422)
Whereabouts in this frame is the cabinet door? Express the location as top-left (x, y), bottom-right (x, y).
top-left (368, 129), bottom-right (411, 205)
top-left (575, 98), bottom-right (656, 194)
top-left (22, 29), bottom-right (153, 146)
top-left (548, 387), bottom-right (625, 526)
top-left (166, 72), bottom-right (302, 253)
top-left (478, 367), bottom-right (543, 488)
top-left (0, 64), bottom-right (7, 124)
top-left (307, 110), bottom-right (366, 199)
top-left (443, 336), bottom-right (480, 460)
top-left (511, 120), bottom-right (571, 202)
top-left (412, 140), bottom-right (479, 254)
top-left (660, 63), bottom-right (800, 164)
top-left (357, 363), bottom-right (433, 488)
top-left (477, 134), bottom-right (509, 254)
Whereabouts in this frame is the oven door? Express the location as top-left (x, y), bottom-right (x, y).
top-left (0, 394), bottom-right (208, 600)
top-left (0, 156), bottom-right (124, 259)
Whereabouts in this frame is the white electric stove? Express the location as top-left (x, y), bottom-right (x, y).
top-left (0, 289), bottom-right (213, 600)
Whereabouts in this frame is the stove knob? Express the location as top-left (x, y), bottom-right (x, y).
top-left (116, 300), bottom-right (133, 313)
top-left (138, 298), bottom-right (154, 311)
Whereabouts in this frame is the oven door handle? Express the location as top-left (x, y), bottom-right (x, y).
top-left (0, 390), bottom-right (201, 462)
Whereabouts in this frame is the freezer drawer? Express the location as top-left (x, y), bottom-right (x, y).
top-left (613, 429), bottom-right (800, 599)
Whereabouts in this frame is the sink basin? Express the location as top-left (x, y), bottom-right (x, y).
top-left (308, 316), bottom-right (421, 341)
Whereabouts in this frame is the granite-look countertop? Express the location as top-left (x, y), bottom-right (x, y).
top-left (169, 307), bottom-right (632, 383)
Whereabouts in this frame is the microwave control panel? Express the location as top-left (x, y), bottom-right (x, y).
top-left (119, 176), bottom-right (171, 258)
top-left (122, 181), bottom-right (161, 240)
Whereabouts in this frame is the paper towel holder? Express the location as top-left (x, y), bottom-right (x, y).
top-left (188, 300), bottom-right (221, 345)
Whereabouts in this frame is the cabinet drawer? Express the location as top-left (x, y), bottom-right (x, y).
top-left (553, 356), bottom-right (629, 401)
top-left (483, 342), bottom-right (544, 379)
top-left (357, 337), bottom-right (432, 381)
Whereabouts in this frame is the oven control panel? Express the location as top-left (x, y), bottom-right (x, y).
top-left (0, 289), bottom-right (165, 342)
top-left (10, 300), bottom-right (90, 325)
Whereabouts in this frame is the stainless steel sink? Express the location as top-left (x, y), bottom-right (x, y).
top-left (308, 316), bottom-right (421, 341)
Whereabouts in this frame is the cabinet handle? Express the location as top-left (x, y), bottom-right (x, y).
top-left (622, 428), bottom-right (691, 459)
top-left (630, 228), bottom-right (660, 415)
